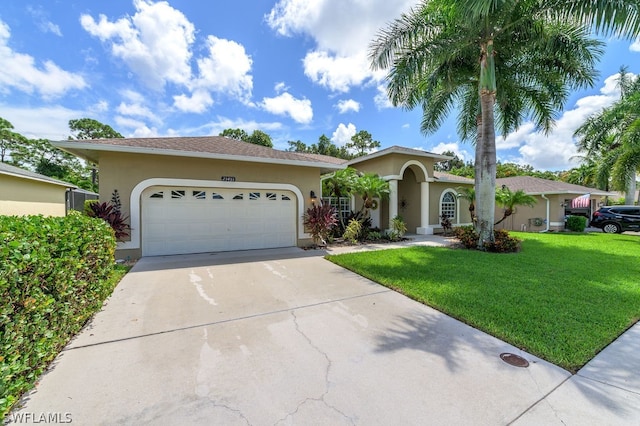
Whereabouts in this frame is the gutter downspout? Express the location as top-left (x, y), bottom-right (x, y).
top-left (540, 194), bottom-right (550, 232)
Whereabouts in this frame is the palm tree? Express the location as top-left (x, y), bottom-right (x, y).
top-left (370, 0), bottom-right (640, 247)
top-left (494, 187), bottom-right (537, 226)
top-left (575, 68), bottom-right (640, 204)
top-left (456, 186), bottom-right (476, 226)
top-left (353, 173), bottom-right (390, 217)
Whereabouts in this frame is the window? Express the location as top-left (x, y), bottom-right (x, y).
top-left (149, 191), bottom-right (163, 199)
top-left (212, 192), bottom-right (224, 200)
top-left (440, 191), bottom-right (456, 219)
top-left (282, 194), bottom-right (291, 201)
top-left (233, 194), bottom-right (244, 200)
top-left (266, 192), bottom-right (277, 201)
top-left (249, 192), bottom-right (261, 200)
top-left (171, 190), bottom-right (185, 199)
top-left (192, 190), bottom-right (206, 200)
top-left (322, 197), bottom-right (351, 222)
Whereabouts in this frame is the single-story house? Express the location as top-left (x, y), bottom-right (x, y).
top-left (52, 137), bottom-right (475, 258)
top-left (53, 136), bottom-right (611, 258)
top-left (0, 162), bottom-right (76, 217)
top-left (494, 176), bottom-right (616, 232)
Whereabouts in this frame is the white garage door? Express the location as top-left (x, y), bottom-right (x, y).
top-left (141, 186), bottom-right (297, 256)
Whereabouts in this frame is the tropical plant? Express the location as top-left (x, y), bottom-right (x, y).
top-left (389, 215), bottom-right (407, 241)
top-left (574, 67), bottom-right (640, 204)
top-left (494, 187), bottom-right (537, 226)
top-left (456, 186), bottom-right (476, 225)
top-left (343, 219), bottom-right (363, 244)
top-left (353, 173), bottom-right (390, 217)
top-left (303, 203), bottom-right (338, 246)
top-left (86, 201), bottom-right (131, 241)
top-left (370, 0), bottom-right (640, 247)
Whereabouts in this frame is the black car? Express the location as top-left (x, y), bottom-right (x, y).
top-left (590, 205), bottom-right (640, 233)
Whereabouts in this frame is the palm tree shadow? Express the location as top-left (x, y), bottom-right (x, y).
top-left (373, 309), bottom-right (485, 373)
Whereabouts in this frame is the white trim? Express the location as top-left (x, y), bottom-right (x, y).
top-left (439, 188), bottom-right (459, 224)
top-left (549, 222), bottom-right (565, 227)
top-left (118, 178), bottom-right (308, 251)
top-left (399, 160), bottom-right (429, 181)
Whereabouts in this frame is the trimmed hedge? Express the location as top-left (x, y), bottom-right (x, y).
top-left (566, 215), bottom-right (588, 232)
top-left (0, 212), bottom-right (117, 417)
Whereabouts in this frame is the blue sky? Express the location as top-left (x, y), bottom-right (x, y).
top-left (0, 0), bottom-right (638, 171)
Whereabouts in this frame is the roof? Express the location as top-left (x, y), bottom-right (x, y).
top-left (51, 136), bottom-right (345, 173)
top-left (347, 145), bottom-right (451, 165)
top-left (0, 162), bottom-right (76, 188)
top-left (434, 171), bottom-right (474, 184)
top-left (496, 176), bottom-right (615, 196)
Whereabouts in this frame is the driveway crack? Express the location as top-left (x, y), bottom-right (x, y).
top-left (272, 311), bottom-right (354, 425)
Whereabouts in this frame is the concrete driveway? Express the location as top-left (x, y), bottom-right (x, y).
top-left (10, 246), bottom-right (638, 425)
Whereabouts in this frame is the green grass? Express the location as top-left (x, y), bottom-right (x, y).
top-left (327, 232), bottom-right (640, 372)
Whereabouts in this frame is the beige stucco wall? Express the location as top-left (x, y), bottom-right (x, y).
top-left (397, 168), bottom-right (421, 231)
top-left (350, 153), bottom-right (434, 180)
top-left (98, 152), bottom-right (322, 258)
top-left (496, 194), bottom-right (595, 232)
top-left (0, 175), bottom-right (67, 216)
top-left (428, 182), bottom-right (472, 231)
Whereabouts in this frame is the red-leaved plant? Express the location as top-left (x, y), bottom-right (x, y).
top-left (303, 203), bottom-right (338, 246)
top-left (87, 201), bottom-right (131, 241)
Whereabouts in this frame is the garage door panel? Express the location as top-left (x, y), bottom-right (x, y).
top-left (142, 186), bottom-right (296, 256)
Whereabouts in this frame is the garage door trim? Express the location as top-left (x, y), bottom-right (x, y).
top-left (118, 178), bottom-right (308, 251)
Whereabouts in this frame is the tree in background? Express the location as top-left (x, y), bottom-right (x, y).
top-left (68, 118), bottom-right (123, 140)
top-left (287, 134), bottom-right (353, 160)
top-left (434, 151), bottom-right (466, 172)
top-left (0, 117), bottom-right (28, 164)
top-left (346, 130), bottom-right (381, 157)
top-left (574, 67), bottom-right (640, 204)
top-left (219, 128), bottom-right (273, 148)
top-left (370, 0), bottom-right (637, 247)
top-left (69, 118), bottom-right (124, 189)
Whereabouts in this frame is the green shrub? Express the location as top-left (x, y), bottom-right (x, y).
top-left (453, 226), bottom-right (521, 253)
top-left (83, 199), bottom-right (99, 215)
top-left (453, 225), bottom-right (478, 249)
top-left (0, 213), bottom-right (117, 417)
top-left (485, 229), bottom-right (522, 253)
top-left (389, 215), bottom-right (407, 241)
top-left (343, 219), bottom-right (363, 243)
top-left (367, 231), bottom-right (383, 241)
top-left (566, 215), bottom-right (587, 232)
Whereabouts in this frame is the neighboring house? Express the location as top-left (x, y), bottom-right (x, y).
top-left (495, 176), bottom-right (616, 232)
top-left (0, 162), bottom-right (76, 217)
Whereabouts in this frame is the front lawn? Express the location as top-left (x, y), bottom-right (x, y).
top-left (327, 232), bottom-right (640, 372)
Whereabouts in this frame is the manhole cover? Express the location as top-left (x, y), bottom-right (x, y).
top-left (500, 353), bottom-right (529, 368)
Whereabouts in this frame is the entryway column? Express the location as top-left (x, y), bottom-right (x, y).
top-left (417, 181), bottom-right (433, 235)
top-left (388, 179), bottom-right (398, 230)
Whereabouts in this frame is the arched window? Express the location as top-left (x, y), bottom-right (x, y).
top-left (440, 191), bottom-right (456, 220)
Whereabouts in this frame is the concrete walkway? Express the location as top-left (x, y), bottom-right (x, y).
top-left (8, 237), bottom-right (640, 425)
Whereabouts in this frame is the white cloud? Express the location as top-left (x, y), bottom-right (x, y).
top-left (430, 142), bottom-right (473, 163)
top-left (374, 84), bottom-right (394, 110)
top-left (302, 51), bottom-right (373, 92)
top-left (189, 116), bottom-right (283, 137)
top-left (80, 0), bottom-right (195, 90)
top-left (500, 73), bottom-right (622, 170)
top-left (27, 6), bottom-right (62, 36)
top-left (331, 122), bottom-right (356, 146)
top-left (114, 115), bottom-right (159, 137)
top-left (0, 104), bottom-right (81, 140)
top-left (173, 90), bottom-right (214, 113)
top-left (274, 82), bottom-right (289, 93)
top-left (630, 37), bottom-right (640, 52)
top-left (194, 35), bottom-right (253, 102)
top-left (0, 20), bottom-right (86, 98)
top-left (266, 0), bottom-right (417, 92)
top-left (261, 92), bottom-right (313, 124)
top-left (335, 99), bottom-right (360, 114)
top-left (116, 101), bottom-right (158, 121)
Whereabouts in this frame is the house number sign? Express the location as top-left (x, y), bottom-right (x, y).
top-left (221, 176), bottom-right (236, 182)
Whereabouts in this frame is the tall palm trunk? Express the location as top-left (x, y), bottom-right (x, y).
top-left (626, 173), bottom-right (636, 205)
top-left (475, 40), bottom-right (497, 247)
